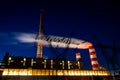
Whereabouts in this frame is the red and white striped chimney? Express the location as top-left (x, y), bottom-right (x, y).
top-left (88, 45), bottom-right (99, 70)
top-left (76, 52), bottom-right (81, 61)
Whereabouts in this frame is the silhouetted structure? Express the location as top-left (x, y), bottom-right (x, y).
top-left (2, 53), bottom-right (83, 70)
top-left (0, 52), bottom-right (112, 80)
top-left (0, 11), bottom-right (114, 80)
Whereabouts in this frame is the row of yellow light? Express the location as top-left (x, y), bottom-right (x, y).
top-left (0, 68), bottom-right (110, 76)
top-left (7, 57), bottom-right (82, 70)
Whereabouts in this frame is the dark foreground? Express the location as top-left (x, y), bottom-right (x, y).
top-left (0, 76), bottom-right (118, 80)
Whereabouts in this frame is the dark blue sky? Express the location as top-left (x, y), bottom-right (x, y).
top-left (0, 0), bottom-right (120, 69)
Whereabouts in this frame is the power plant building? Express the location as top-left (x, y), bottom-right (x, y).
top-left (0, 11), bottom-right (114, 80)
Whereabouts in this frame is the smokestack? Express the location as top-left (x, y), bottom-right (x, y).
top-left (76, 52), bottom-right (82, 69)
top-left (36, 9), bottom-right (44, 58)
top-left (76, 52), bottom-right (81, 61)
top-left (39, 9), bottom-right (44, 34)
top-left (88, 45), bottom-right (99, 70)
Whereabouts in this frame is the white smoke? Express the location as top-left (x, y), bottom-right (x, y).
top-left (36, 35), bottom-right (92, 49)
top-left (15, 33), bottom-right (92, 49)
top-left (16, 33), bottom-right (36, 43)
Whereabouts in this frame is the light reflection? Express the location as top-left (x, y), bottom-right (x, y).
top-left (0, 69), bottom-right (110, 76)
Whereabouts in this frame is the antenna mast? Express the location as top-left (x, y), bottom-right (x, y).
top-left (36, 9), bottom-right (44, 58)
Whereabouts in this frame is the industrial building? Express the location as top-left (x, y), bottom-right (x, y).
top-left (0, 11), bottom-right (114, 80)
top-left (0, 53), bottom-right (111, 80)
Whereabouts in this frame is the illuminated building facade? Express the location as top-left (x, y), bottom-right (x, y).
top-left (3, 53), bottom-right (83, 70)
top-left (0, 11), bottom-right (114, 80)
top-left (0, 53), bottom-right (112, 80)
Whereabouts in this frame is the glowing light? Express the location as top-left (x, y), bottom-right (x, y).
top-left (62, 60), bottom-right (64, 69)
top-left (8, 57), bottom-right (11, 60)
top-left (0, 69), bottom-right (110, 76)
top-left (51, 60), bottom-right (53, 69)
top-left (24, 58), bottom-right (26, 61)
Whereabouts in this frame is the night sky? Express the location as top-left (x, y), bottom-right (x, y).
top-left (0, 0), bottom-right (120, 70)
